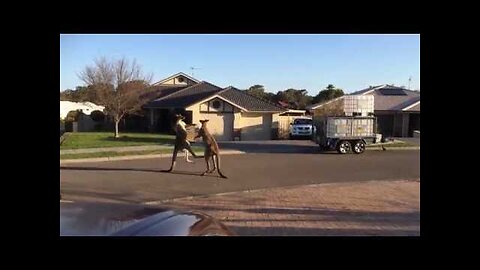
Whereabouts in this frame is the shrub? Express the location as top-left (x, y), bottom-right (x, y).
top-left (65, 110), bottom-right (81, 122)
top-left (90, 110), bottom-right (105, 122)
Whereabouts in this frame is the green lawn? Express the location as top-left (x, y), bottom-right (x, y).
top-left (60, 146), bottom-right (204, 160)
top-left (60, 132), bottom-right (176, 150)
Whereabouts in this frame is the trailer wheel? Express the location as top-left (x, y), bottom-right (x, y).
top-left (352, 140), bottom-right (366, 154)
top-left (336, 140), bottom-right (351, 154)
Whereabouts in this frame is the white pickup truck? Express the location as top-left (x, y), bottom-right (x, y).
top-left (289, 117), bottom-right (315, 139)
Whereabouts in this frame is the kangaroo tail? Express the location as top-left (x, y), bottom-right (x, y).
top-left (214, 154), bottom-right (228, 179)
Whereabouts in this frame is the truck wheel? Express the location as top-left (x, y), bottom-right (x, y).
top-left (336, 141), bottom-right (351, 154)
top-left (352, 140), bottom-right (366, 154)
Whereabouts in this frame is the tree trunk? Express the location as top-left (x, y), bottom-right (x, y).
top-left (114, 120), bottom-right (120, 138)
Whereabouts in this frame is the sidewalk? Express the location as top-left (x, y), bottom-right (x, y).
top-left (59, 149), bottom-right (245, 164)
top-left (60, 140), bottom-right (418, 162)
top-left (150, 180), bottom-right (420, 236)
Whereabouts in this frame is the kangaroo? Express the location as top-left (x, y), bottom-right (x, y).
top-left (179, 117), bottom-right (194, 163)
top-left (194, 119), bottom-right (228, 179)
top-left (164, 114), bottom-right (199, 172)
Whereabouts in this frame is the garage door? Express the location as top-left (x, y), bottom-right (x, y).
top-left (241, 113), bottom-right (272, 141)
top-left (203, 113), bottom-right (234, 141)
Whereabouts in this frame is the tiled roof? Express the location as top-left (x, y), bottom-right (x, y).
top-left (141, 85), bottom-right (188, 101)
top-left (308, 85), bottom-right (420, 112)
top-left (219, 87), bottom-right (285, 112)
top-left (144, 81), bottom-right (223, 108)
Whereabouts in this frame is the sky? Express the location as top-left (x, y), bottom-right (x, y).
top-left (60, 34), bottom-right (420, 95)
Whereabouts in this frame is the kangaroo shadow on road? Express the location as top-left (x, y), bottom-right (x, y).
top-left (216, 142), bottom-right (345, 155)
top-left (217, 142), bottom-right (320, 154)
top-left (60, 166), bottom-right (221, 178)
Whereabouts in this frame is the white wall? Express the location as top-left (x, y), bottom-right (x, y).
top-left (60, 101), bottom-right (105, 119)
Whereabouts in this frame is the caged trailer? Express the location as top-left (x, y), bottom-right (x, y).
top-left (312, 95), bottom-right (380, 154)
top-left (313, 116), bottom-right (377, 154)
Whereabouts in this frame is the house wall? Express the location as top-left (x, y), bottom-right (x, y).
top-left (401, 113), bottom-right (410, 137)
top-left (161, 76), bottom-right (197, 86)
top-left (194, 112), bottom-right (234, 141)
top-left (375, 112), bottom-right (394, 137)
top-left (393, 113), bottom-right (404, 137)
top-left (188, 98), bottom-right (277, 141)
top-left (186, 102), bottom-right (238, 141)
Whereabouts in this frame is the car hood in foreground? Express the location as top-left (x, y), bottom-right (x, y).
top-left (60, 201), bottom-right (235, 236)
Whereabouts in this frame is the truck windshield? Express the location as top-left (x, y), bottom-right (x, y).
top-left (294, 119), bottom-right (312, 125)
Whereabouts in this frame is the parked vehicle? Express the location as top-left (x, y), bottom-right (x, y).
top-left (289, 117), bottom-right (315, 139)
top-left (312, 95), bottom-right (377, 154)
top-left (313, 116), bottom-right (376, 154)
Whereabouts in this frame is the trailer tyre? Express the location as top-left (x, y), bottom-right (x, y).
top-left (337, 140), bottom-right (351, 154)
top-left (352, 140), bottom-right (366, 154)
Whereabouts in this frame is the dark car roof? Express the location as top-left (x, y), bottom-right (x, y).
top-left (60, 201), bottom-right (234, 236)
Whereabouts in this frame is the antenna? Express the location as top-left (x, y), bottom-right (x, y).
top-left (408, 76), bottom-right (412, 90)
top-left (190, 67), bottom-right (201, 77)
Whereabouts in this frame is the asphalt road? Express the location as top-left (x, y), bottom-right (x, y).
top-left (60, 149), bottom-right (420, 204)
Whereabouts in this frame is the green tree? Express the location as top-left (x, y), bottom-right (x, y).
top-left (275, 88), bottom-right (313, 109)
top-left (312, 84), bottom-right (344, 105)
top-left (245, 85), bottom-right (266, 99)
top-left (244, 85), bottom-right (277, 105)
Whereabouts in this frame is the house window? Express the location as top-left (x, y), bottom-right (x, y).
top-left (177, 77), bottom-right (185, 83)
top-left (212, 100), bottom-right (221, 109)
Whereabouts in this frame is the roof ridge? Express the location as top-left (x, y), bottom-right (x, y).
top-left (153, 81), bottom-right (209, 102)
top-left (199, 80), bottom-right (224, 90)
top-left (152, 72), bottom-right (200, 85)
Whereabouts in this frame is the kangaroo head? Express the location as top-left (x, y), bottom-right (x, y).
top-left (174, 114), bottom-right (185, 122)
top-left (199, 119), bottom-right (209, 127)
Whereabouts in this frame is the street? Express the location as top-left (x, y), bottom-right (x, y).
top-left (60, 150), bottom-right (420, 204)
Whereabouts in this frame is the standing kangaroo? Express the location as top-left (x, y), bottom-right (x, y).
top-left (164, 114), bottom-right (199, 172)
top-left (195, 119), bottom-right (228, 179)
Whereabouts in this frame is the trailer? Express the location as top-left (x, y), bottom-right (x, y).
top-left (313, 116), bottom-right (377, 154)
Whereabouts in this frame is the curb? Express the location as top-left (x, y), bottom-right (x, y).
top-left (143, 178), bottom-right (421, 206)
top-left (60, 150), bottom-right (246, 164)
top-left (59, 146), bottom-right (419, 164)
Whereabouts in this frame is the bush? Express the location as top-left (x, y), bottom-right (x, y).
top-left (65, 110), bottom-right (81, 122)
top-left (90, 110), bottom-right (105, 122)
